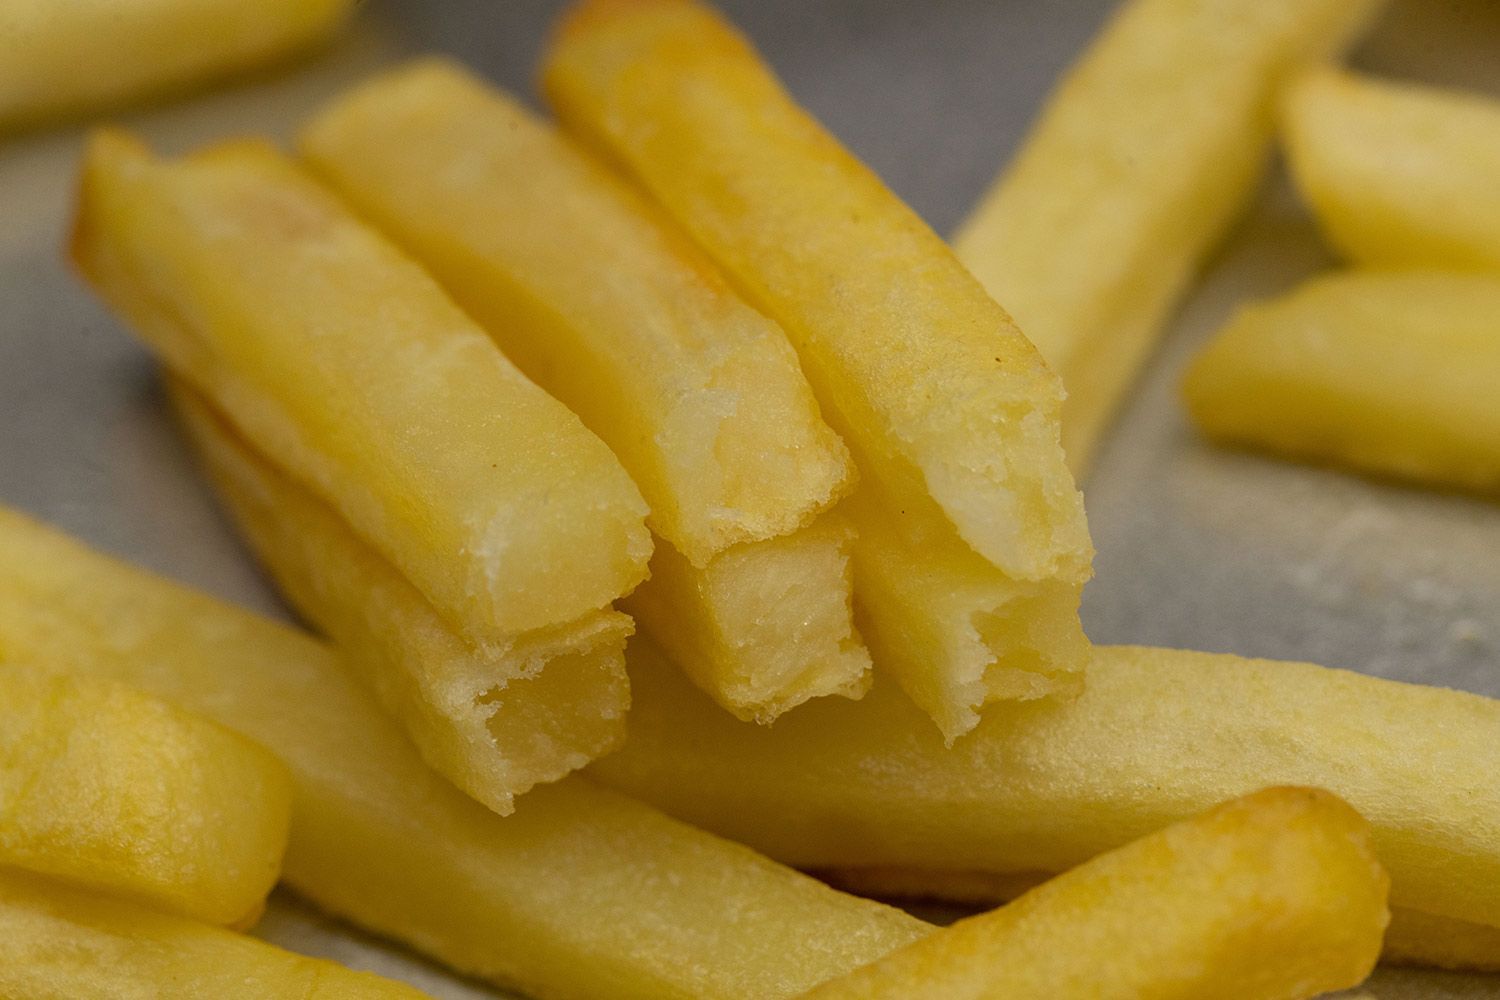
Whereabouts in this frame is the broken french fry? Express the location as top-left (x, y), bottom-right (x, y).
top-left (594, 639), bottom-right (1500, 939)
top-left (0, 0), bottom-right (352, 133)
top-left (801, 788), bottom-right (1387, 1000)
top-left (170, 382), bottom-right (631, 816)
top-left (0, 507), bottom-right (929, 1000)
top-left (0, 867), bottom-right (430, 1000)
top-left (953, 0), bottom-right (1386, 473)
top-left (543, 0), bottom-right (1093, 740)
top-left (299, 59), bottom-right (868, 722)
top-left (0, 664), bottom-right (290, 927)
top-left (1282, 68), bottom-right (1500, 272)
top-left (1182, 271), bottom-right (1500, 493)
top-left (72, 129), bottom-right (652, 803)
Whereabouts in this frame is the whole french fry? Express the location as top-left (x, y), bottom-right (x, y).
top-left (543, 0), bottom-right (1092, 740)
top-left (1182, 271), bottom-right (1500, 493)
top-left (594, 639), bottom-right (1500, 935)
top-left (953, 0), bottom-right (1386, 473)
top-left (0, 867), bottom-right (430, 1000)
top-left (71, 129), bottom-right (650, 646)
top-left (170, 382), bottom-right (631, 816)
top-left (0, 664), bottom-right (290, 927)
top-left (801, 788), bottom-right (1388, 1000)
top-left (0, 507), bottom-right (928, 1000)
top-left (1283, 69), bottom-right (1500, 272)
top-left (299, 59), bottom-right (868, 722)
top-left (0, 0), bottom-right (352, 133)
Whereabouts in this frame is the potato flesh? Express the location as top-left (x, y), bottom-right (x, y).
top-left (543, 0), bottom-right (1092, 739)
top-left (800, 788), bottom-right (1386, 1000)
top-left (594, 640), bottom-right (1500, 934)
top-left (171, 385), bottom-right (631, 816)
top-left (0, 507), bottom-right (929, 1000)
top-left (1282, 69), bottom-right (1500, 272)
top-left (299, 60), bottom-right (868, 721)
top-left (0, 868), bottom-right (429, 1000)
top-left (0, 665), bottom-right (290, 927)
top-left (71, 130), bottom-right (651, 643)
top-left (0, 0), bottom-right (351, 132)
top-left (1182, 271), bottom-right (1500, 493)
top-left (953, 0), bottom-right (1386, 474)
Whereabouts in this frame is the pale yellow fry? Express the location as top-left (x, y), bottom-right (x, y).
top-left (0, 507), bottom-right (928, 1000)
top-left (0, 0), bottom-right (352, 132)
top-left (594, 640), bottom-right (1500, 933)
top-left (170, 382), bottom-right (631, 816)
top-left (1283, 68), bottom-right (1500, 272)
top-left (0, 867), bottom-right (430, 1000)
top-left (0, 664), bottom-right (290, 927)
top-left (71, 129), bottom-right (650, 644)
top-left (800, 788), bottom-right (1387, 1000)
top-left (542, 0), bottom-right (1092, 740)
top-left (1382, 910), bottom-right (1500, 973)
top-left (954, 0), bottom-right (1386, 473)
top-left (1182, 271), bottom-right (1500, 494)
top-left (299, 59), bottom-right (868, 721)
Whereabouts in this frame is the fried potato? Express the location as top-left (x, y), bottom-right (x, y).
top-left (1182, 271), bottom-right (1500, 493)
top-left (543, 0), bottom-right (1092, 740)
top-left (71, 129), bottom-right (650, 646)
top-left (1282, 69), bottom-right (1500, 272)
top-left (299, 59), bottom-right (868, 721)
top-left (0, 867), bottom-right (429, 999)
top-left (1383, 910), bottom-right (1500, 973)
top-left (953, 0), bottom-right (1386, 474)
top-left (0, 664), bottom-right (289, 927)
top-left (170, 383), bottom-right (631, 816)
top-left (800, 788), bottom-right (1387, 1000)
top-left (0, 0), bottom-right (352, 133)
top-left (0, 507), bottom-right (928, 1000)
top-left (594, 640), bottom-right (1500, 936)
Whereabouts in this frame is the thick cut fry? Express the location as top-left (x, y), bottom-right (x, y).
top-left (71, 130), bottom-right (650, 645)
top-left (171, 384), bottom-right (631, 816)
top-left (0, 664), bottom-right (290, 927)
top-left (0, 0), bottom-right (352, 133)
top-left (1182, 271), bottom-right (1500, 493)
top-left (299, 60), bottom-right (868, 721)
top-left (801, 788), bottom-right (1387, 1000)
top-left (953, 0), bottom-right (1386, 474)
top-left (594, 640), bottom-right (1500, 935)
top-left (1283, 69), bottom-right (1500, 272)
top-left (543, 0), bottom-right (1092, 740)
top-left (0, 508), bottom-right (929, 1000)
top-left (0, 868), bottom-right (430, 1000)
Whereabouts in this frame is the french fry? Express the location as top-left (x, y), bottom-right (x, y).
top-left (1182, 271), bottom-right (1500, 493)
top-left (298, 60), bottom-right (868, 722)
top-left (0, 867), bottom-right (429, 1000)
top-left (71, 130), bottom-right (651, 802)
top-left (1382, 910), bottom-right (1500, 973)
top-left (71, 129), bottom-right (650, 646)
top-left (0, 664), bottom-right (290, 927)
top-left (1282, 69), bottom-right (1500, 272)
top-left (594, 639), bottom-right (1500, 937)
top-left (170, 383), bottom-right (631, 816)
top-left (542, 0), bottom-right (1093, 740)
top-left (0, 0), bottom-right (352, 133)
top-left (800, 788), bottom-right (1387, 1000)
top-left (0, 507), bottom-right (929, 1000)
top-left (952, 0), bottom-right (1387, 473)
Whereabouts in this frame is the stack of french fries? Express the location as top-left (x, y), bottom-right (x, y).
top-left (3, 0), bottom-right (1499, 997)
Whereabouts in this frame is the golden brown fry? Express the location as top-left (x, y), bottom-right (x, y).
top-left (0, 0), bottom-right (352, 133)
top-left (0, 664), bottom-right (290, 927)
top-left (953, 0), bottom-right (1386, 473)
top-left (543, 0), bottom-right (1092, 740)
top-left (0, 507), bottom-right (928, 1000)
top-left (299, 59), bottom-right (868, 721)
top-left (801, 788), bottom-right (1387, 1000)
